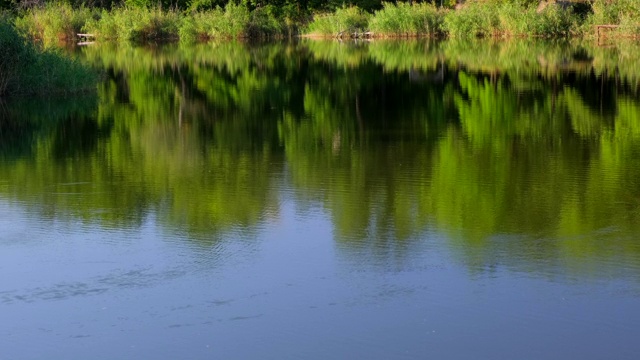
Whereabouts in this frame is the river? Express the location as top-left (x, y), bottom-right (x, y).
top-left (1, 39), bottom-right (640, 359)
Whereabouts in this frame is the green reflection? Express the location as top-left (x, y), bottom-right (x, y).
top-left (1, 39), bottom-right (640, 272)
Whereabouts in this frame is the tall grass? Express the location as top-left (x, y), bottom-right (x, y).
top-left (0, 19), bottom-right (97, 97)
top-left (306, 6), bottom-right (370, 36)
top-left (246, 5), bottom-right (287, 38)
top-left (369, 2), bottom-right (445, 37)
top-left (178, 3), bottom-right (250, 41)
top-left (443, 1), bottom-right (499, 38)
top-left (84, 6), bottom-right (181, 42)
top-left (585, 0), bottom-right (640, 38)
top-left (9, 1), bottom-right (640, 43)
top-left (14, 2), bottom-right (92, 47)
top-left (443, 1), bottom-right (579, 38)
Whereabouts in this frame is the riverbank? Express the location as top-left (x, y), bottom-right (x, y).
top-left (307, 1), bottom-right (640, 39)
top-left (7, 0), bottom-right (640, 45)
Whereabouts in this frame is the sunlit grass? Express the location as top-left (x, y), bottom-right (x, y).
top-left (306, 6), bottom-right (370, 37)
top-left (84, 6), bottom-right (181, 42)
top-left (369, 2), bottom-right (445, 37)
top-left (14, 2), bottom-right (92, 47)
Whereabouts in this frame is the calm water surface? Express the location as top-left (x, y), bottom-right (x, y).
top-left (2, 39), bottom-right (640, 359)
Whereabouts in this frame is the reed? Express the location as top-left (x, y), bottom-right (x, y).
top-left (84, 6), bottom-right (181, 42)
top-left (178, 3), bottom-right (250, 41)
top-left (246, 5), bottom-right (287, 38)
top-left (585, 0), bottom-right (640, 38)
top-left (306, 6), bottom-right (370, 36)
top-left (443, 1), bottom-right (579, 38)
top-left (369, 2), bottom-right (445, 37)
top-left (443, 1), bottom-right (500, 38)
top-left (14, 2), bottom-right (91, 47)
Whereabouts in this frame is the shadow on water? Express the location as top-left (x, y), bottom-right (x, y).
top-left (2, 38), bottom-right (640, 275)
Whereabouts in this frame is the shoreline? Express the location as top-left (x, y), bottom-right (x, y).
top-left (8, 2), bottom-right (640, 46)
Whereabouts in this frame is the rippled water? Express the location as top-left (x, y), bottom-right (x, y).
top-left (2, 39), bottom-right (640, 359)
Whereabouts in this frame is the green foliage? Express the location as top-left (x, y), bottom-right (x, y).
top-left (533, 4), bottom-right (580, 37)
top-left (307, 6), bottom-right (369, 36)
top-left (588, 0), bottom-right (640, 25)
top-left (443, 1), bottom-right (500, 37)
top-left (178, 3), bottom-right (250, 40)
top-left (247, 5), bottom-right (285, 37)
top-left (369, 2), bottom-right (444, 37)
top-left (14, 2), bottom-right (91, 47)
top-left (5, 0), bottom-right (638, 43)
top-left (443, 1), bottom-right (579, 38)
top-left (619, 16), bottom-right (640, 38)
top-left (124, 0), bottom-right (153, 8)
top-left (0, 18), bottom-right (96, 97)
top-left (84, 6), bottom-right (181, 41)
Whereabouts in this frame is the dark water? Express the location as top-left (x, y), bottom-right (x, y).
top-left (2, 39), bottom-right (640, 359)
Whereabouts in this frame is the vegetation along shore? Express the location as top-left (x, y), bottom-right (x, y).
top-left (1, 0), bottom-right (639, 45)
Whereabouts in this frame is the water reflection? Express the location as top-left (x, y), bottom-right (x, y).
top-left (2, 39), bottom-right (640, 275)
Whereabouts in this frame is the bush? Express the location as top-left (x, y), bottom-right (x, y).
top-left (443, 1), bottom-right (500, 37)
top-left (14, 2), bottom-right (91, 47)
top-left (246, 5), bottom-right (286, 38)
top-left (84, 6), bottom-right (180, 42)
top-left (589, 0), bottom-right (640, 25)
top-left (619, 16), bottom-right (640, 38)
top-left (585, 0), bottom-right (640, 37)
top-left (307, 6), bottom-right (370, 36)
top-left (533, 4), bottom-right (579, 37)
top-left (369, 2), bottom-right (444, 37)
top-left (178, 3), bottom-right (250, 41)
top-left (444, 1), bottom-right (579, 38)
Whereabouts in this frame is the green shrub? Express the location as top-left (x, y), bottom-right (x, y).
top-left (589, 0), bottom-right (640, 25)
top-left (216, 2), bottom-right (250, 38)
top-left (15, 2), bottom-right (91, 47)
top-left (307, 6), bottom-right (369, 36)
top-left (533, 4), bottom-right (579, 37)
top-left (178, 15), bottom-right (198, 42)
top-left (305, 13), bottom-right (335, 35)
top-left (496, 2), bottom-right (536, 36)
top-left (585, 0), bottom-right (640, 37)
top-left (444, 1), bottom-right (579, 38)
top-left (619, 15), bottom-right (640, 38)
top-left (84, 6), bottom-right (180, 42)
top-left (247, 5), bottom-right (286, 38)
top-left (178, 3), bottom-right (249, 41)
top-left (369, 2), bottom-right (444, 37)
top-left (443, 1), bottom-right (500, 38)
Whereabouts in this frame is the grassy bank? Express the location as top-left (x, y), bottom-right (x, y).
top-left (15, 3), bottom-right (294, 44)
top-left (0, 18), bottom-right (96, 97)
top-left (10, 0), bottom-right (640, 44)
top-left (307, 0), bottom-right (640, 39)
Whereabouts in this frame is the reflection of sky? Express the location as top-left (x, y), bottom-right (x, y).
top-left (2, 195), bottom-right (640, 360)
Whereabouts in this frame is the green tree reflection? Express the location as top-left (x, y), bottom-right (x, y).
top-left (1, 39), bottom-right (640, 272)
